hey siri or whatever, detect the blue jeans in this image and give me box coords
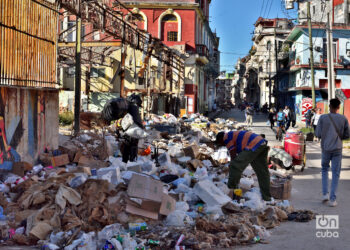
[322,150,342,201]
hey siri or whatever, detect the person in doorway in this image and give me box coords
[315,99,350,207]
[268,108,275,129]
[102,94,144,163]
[215,131,271,201]
[245,104,254,128]
[283,106,291,130]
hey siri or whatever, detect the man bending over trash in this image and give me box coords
[215,131,271,201]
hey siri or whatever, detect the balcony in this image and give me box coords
[196,44,209,65]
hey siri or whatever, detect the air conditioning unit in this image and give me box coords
[315,46,322,52]
[347,51,350,57]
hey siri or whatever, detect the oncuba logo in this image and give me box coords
[316,215,339,238]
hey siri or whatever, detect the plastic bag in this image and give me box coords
[239,177,254,190]
[124,124,148,139]
[175,202,190,212]
[165,210,193,227]
[121,113,134,131]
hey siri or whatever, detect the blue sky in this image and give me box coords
[210,0,297,72]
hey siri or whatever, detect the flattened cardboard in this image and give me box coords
[51,154,69,167]
[183,145,200,159]
[73,150,83,163]
[140,200,161,213]
[159,194,176,216]
[127,174,163,203]
[126,203,158,220]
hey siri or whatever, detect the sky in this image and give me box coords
[210,0,298,72]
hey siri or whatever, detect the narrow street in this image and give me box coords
[215,109,350,249]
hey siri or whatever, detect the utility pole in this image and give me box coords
[267,41,272,107]
[74,6,82,136]
[307,2,316,108]
[327,0,336,101]
[274,25,279,108]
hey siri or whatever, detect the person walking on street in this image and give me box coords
[311,108,322,141]
[305,108,314,128]
[245,105,254,128]
[290,107,296,128]
[215,131,271,201]
[283,106,291,130]
[276,108,286,140]
[268,108,275,130]
[315,99,350,207]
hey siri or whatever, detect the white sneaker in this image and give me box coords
[329,200,337,207]
[322,194,329,202]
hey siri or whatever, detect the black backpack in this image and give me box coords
[102,98,129,123]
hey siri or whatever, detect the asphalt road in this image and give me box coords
[216,108,350,250]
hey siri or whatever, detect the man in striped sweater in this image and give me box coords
[216,130,271,201]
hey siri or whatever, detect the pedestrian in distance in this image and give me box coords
[315,99,350,207]
[245,104,254,128]
[311,108,322,142]
[276,108,286,141]
[215,131,271,201]
[290,107,296,128]
[305,108,314,128]
[268,108,275,130]
[283,106,291,130]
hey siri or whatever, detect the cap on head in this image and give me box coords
[215,131,225,145]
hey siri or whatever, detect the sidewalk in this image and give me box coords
[215,109,350,249]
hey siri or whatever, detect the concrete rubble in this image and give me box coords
[0,113,315,249]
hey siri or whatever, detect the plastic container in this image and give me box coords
[128,222,147,231]
[284,131,306,167]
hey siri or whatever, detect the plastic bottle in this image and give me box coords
[128,222,147,231]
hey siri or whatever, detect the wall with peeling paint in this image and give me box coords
[0,87,59,164]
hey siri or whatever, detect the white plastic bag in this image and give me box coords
[124,124,148,139]
[121,113,134,131]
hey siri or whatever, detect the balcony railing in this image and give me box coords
[196,44,209,58]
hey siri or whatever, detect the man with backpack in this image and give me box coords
[276,108,286,141]
[315,99,350,207]
[102,94,144,163]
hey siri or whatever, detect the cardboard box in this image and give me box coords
[270,179,292,200]
[183,145,200,159]
[59,143,79,162]
[126,203,158,220]
[188,159,203,169]
[51,154,69,167]
[127,174,163,203]
[73,150,83,163]
[12,162,33,177]
[39,153,52,166]
[159,194,176,216]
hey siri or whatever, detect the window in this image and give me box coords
[91,68,105,78]
[323,38,338,62]
[162,14,177,22]
[67,67,75,78]
[167,31,178,41]
[313,5,316,15]
[67,21,75,42]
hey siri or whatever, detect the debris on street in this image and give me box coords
[0,114,315,249]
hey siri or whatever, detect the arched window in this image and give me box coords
[126,10,147,31]
[158,10,181,42]
[162,14,177,22]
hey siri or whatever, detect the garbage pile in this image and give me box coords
[0,113,315,249]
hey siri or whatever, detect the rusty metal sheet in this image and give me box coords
[0,0,58,89]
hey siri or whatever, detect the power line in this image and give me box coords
[259,0,266,17]
[266,0,274,18]
[263,0,271,17]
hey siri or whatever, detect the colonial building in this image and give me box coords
[120,0,220,114]
[250,17,294,107]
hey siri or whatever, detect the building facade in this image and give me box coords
[120,0,220,114]
[286,25,350,121]
[0,0,59,164]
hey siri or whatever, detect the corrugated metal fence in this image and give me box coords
[0,0,58,89]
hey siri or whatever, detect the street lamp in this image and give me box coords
[267,41,272,107]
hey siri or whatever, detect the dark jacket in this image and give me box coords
[102,98,144,129]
